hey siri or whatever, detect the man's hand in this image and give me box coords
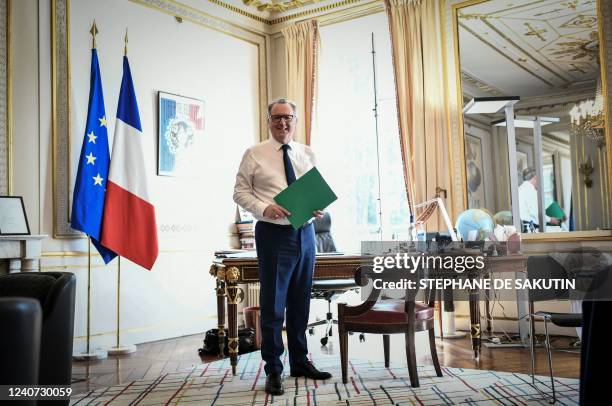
[264,204,290,220]
[313,210,325,219]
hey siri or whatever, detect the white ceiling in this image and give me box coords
[458,0,600,98]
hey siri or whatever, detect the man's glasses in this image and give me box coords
[269,114,295,123]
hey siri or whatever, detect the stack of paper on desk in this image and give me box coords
[274,167,338,230]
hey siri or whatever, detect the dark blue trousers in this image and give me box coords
[255,221,315,375]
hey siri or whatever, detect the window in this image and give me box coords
[312,12,410,253]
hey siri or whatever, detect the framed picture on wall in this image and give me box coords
[465,134,485,209]
[0,196,30,235]
[516,150,529,183]
[157,92,205,177]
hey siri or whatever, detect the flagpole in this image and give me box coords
[107,256,136,355]
[107,29,137,356]
[72,21,108,362]
[87,239,92,353]
[116,256,120,349]
[72,241,108,361]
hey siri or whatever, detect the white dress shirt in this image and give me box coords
[233,138,316,225]
[518,180,549,226]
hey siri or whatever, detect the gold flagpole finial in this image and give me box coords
[90,20,99,49]
[124,28,128,56]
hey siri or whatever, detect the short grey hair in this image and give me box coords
[522,167,536,181]
[267,98,298,118]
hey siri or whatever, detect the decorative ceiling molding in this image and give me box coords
[242,0,323,13]
[461,71,504,96]
[206,0,368,25]
[459,21,557,88]
[457,0,600,96]
[268,0,366,24]
[206,0,270,24]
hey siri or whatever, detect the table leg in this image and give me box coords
[216,277,226,358]
[515,271,529,343]
[485,268,492,335]
[485,292,492,335]
[469,287,481,359]
[225,267,242,376]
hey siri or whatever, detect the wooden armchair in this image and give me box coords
[338,266,442,387]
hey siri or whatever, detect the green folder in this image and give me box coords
[546,201,565,219]
[274,167,338,230]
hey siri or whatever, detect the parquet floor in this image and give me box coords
[71,327,580,395]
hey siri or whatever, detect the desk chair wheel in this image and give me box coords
[309,327,315,336]
[321,336,328,346]
[359,333,365,342]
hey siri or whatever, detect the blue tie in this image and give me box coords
[282,144,297,185]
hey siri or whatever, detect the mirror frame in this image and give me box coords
[443,0,612,242]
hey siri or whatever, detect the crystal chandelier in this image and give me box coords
[570,77,606,148]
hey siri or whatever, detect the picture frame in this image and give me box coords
[157,92,205,177]
[516,150,529,182]
[465,134,486,209]
[0,196,31,236]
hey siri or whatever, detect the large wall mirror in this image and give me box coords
[453,0,610,235]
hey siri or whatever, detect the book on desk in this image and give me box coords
[215,250,347,259]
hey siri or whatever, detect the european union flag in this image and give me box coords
[71,48,117,263]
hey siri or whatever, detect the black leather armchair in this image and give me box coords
[0,272,76,404]
[313,212,336,253]
[0,298,42,385]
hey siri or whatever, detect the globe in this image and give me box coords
[493,210,513,226]
[455,209,495,241]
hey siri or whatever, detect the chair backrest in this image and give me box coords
[0,272,76,390]
[314,212,337,253]
[0,298,42,387]
[526,255,570,302]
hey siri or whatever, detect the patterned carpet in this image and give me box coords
[71,351,579,405]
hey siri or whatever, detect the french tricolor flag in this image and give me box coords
[101,55,158,270]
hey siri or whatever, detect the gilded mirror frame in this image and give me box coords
[0,0,11,196]
[443,0,612,242]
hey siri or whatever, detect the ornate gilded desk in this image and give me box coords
[209,254,368,375]
[208,252,527,374]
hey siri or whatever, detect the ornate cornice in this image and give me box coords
[207,0,269,24]
[242,0,323,13]
[461,71,503,96]
[206,0,368,25]
[269,0,366,25]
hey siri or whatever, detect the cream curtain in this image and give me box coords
[281,19,320,146]
[384,0,452,229]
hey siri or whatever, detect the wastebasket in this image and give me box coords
[243,306,261,348]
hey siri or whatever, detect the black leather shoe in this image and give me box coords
[265,373,284,395]
[290,361,332,380]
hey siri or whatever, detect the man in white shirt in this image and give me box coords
[233,98,331,396]
[518,167,561,231]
